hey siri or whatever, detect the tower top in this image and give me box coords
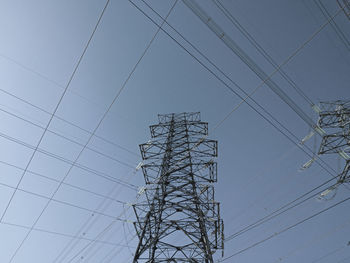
[157,112,201,123]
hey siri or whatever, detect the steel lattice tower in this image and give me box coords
[133,112,224,262]
[318,100,350,184]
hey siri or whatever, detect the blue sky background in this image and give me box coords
[0,0,349,262]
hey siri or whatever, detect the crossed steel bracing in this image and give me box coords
[133,112,224,262]
[318,100,350,183]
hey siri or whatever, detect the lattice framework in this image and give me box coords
[133,112,224,262]
[318,100,350,183]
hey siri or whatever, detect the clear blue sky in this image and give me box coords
[0,0,349,262]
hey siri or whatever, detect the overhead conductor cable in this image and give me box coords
[182,0,349,162]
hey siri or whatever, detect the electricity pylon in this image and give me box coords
[133,112,224,262]
[318,100,350,185]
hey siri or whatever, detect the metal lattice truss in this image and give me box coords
[318,100,350,183]
[318,132,350,155]
[318,101,350,155]
[133,112,224,263]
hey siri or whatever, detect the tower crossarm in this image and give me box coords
[317,100,350,185]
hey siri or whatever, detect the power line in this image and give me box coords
[311,245,347,263]
[0,0,111,226]
[52,168,138,263]
[128,3,348,244]
[51,152,142,263]
[65,201,137,263]
[142,6,340,240]
[103,233,138,263]
[132,0,341,183]
[0,1,344,262]
[314,0,350,50]
[336,255,350,263]
[183,0,315,129]
[272,218,350,262]
[0,181,125,221]
[219,195,350,262]
[0,53,110,113]
[224,154,314,226]
[6,1,113,261]
[71,2,348,260]
[138,0,350,202]
[60,3,182,262]
[52,185,133,263]
[131,6,350,243]
[120,3,350,262]
[183,0,350,169]
[81,210,136,262]
[49,2,181,262]
[66,1,347,261]
[107,178,344,263]
[98,1,348,262]
[0,158,127,205]
[301,0,350,70]
[0,143,140,261]
[213,0,315,107]
[113,5,350,256]
[0,88,139,157]
[0,221,133,248]
[225,178,336,242]
[0,129,137,189]
[82,206,135,262]
[0,105,136,169]
[91,2,322,262]
[51,154,142,262]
